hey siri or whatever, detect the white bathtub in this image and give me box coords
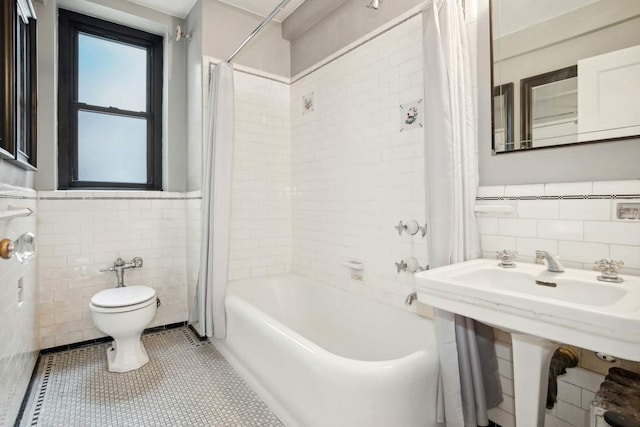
[213,274,440,427]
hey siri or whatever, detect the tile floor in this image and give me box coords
[18,327,282,426]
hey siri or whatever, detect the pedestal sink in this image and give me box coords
[414,259,640,427]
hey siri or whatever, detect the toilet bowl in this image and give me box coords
[89,286,157,373]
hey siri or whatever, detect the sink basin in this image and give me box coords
[415,258,640,427]
[415,258,640,359]
[447,265,628,307]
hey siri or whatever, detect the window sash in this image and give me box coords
[57,9,162,190]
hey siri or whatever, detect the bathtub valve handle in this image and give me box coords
[395,260,408,273]
[396,257,427,274]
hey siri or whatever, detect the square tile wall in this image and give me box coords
[290,14,427,307]
[36,191,189,349]
[0,185,38,427]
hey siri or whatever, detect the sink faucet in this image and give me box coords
[535,251,564,273]
[100,257,143,287]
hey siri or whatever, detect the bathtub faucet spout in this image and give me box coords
[405,291,417,305]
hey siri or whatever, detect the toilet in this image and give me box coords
[89,286,158,373]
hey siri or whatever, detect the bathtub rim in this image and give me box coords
[225,293,434,366]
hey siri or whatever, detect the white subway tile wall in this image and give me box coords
[0,185,38,426]
[477,181,640,274]
[479,180,640,426]
[201,62,293,283]
[228,71,292,280]
[290,14,427,308]
[37,191,189,348]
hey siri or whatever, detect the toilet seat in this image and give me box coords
[90,286,156,313]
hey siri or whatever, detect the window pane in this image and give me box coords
[78,33,147,112]
[78,111,147,183]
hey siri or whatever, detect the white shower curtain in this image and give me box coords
[194,62,235,339]
[422,1,502,426]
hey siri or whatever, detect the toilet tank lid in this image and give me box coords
[91,286,156,308]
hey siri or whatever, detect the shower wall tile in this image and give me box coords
[290,14,426,309]
[0,185,38,427]
[227,70,292,280]
[37,191,189,348]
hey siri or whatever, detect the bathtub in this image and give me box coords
[213,274,440,427]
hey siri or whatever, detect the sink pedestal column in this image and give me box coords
[511,333,559,427]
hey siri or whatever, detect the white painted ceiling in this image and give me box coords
[218,0,307,22]
[127,0,306,21]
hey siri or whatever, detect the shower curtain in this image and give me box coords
[422,1,502,426]
[194,62,235,339]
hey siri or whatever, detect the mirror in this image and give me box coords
[491,0,640,154]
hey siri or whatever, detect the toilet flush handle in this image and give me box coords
[100,256,144,287]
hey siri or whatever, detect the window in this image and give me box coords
[58,9,163,190]
[1,0,37,169]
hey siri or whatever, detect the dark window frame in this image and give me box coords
[1,0,37,169]
[58,9,163,190]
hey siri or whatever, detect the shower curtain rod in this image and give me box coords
[226,0,293,63]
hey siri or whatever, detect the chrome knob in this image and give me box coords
[595,259,624,283]
[395,220,427,237]
[395,260,408,273]
[496,249,517,268]
[396,257,429,273]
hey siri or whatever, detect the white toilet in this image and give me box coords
[89,285,157,373]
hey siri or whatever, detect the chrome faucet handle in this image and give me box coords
[131,257,143,268]
[496,249,517,268]
[595,259,624,283]
[396,257,428,273]
[395,220,425,236]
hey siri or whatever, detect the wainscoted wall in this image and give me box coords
[290,14,428,308]
[477,180,640,427]
[0,185,38,426]
[36,191,190,348]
